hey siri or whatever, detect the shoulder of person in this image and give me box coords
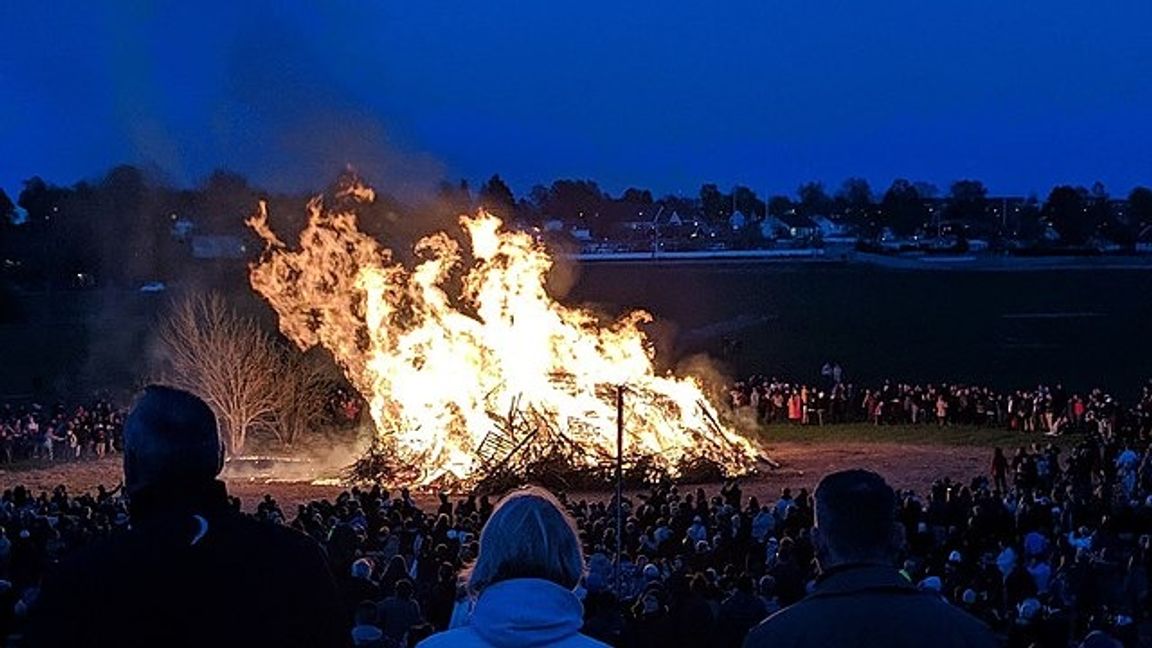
[417,627,607,648]
[742,602,809,646]
[927,597,999,638]
[46,527,141,578]
[416,626,486,647]
[223,512,327,552]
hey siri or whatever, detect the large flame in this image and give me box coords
[248,181,759,487]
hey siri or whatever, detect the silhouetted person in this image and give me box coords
[717,575,768,647]
[378,578,422,644]
[744,469,997,648]
[26,386,345,647]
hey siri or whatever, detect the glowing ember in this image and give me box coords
[248,179,760,487]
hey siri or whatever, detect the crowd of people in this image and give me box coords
[728,374,1152,437]
[0,389,365,467]
[0,401,123,464]
[0,389,1150,645]
[6,380,1152,641]
[5,375,1151,469]
[251,429,1152,647]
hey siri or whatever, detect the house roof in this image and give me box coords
[778,213,817,229]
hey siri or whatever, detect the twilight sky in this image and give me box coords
[1,1,1150,200]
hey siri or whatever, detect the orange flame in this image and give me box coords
[248,182,759,486]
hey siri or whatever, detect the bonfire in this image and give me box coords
[247,177,764,489]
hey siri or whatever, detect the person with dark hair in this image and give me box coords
[379,554,410,599]
[351,600,386,648]
[717,574,768,648]
[379,578,422,644]
[426,562,459,631]
[670,571,715,647]
[344,557,381,621]
[991,447,1010,492]
[25,385,345,647]
[744,469,997,648]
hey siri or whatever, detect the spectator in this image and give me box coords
[744,469,997,648]
[25,385,346,646]
[9,376,1152,646]
[344,557,381,620]
[417,487,605,647]
[379,578,422,645]
[717,574,768,647]
[991,447,1009,492]
[351,600,387,648]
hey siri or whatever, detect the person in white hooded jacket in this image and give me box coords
[417,486,607,648]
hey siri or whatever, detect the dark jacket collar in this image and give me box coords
[810,563,917,598]
[128,479,231,523]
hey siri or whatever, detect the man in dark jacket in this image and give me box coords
[718,575,769,647]
[26,386,346,647]
[744,469,997,648]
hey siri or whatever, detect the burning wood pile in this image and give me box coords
[248,177,766,490]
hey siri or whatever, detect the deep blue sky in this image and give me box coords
[2,1,1150,201]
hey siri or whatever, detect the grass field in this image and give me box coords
[753,422,1071,449]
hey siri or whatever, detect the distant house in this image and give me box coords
[570,227,594,242]
[651,209,704,246]
[728,210,751,231]
[1137,224,1152,253]
[601,201,661,234]
[191,235,247,260]
[759,215,789,240]
[657,210,687,228]
[542,219,567,232]
[811,215,854,240]
[779,214,819,239]
[618,219,653,232]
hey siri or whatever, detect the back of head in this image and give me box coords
[354,600,378,626]
[814,469,898,565]
[734,574,754,594]
[123,386,223,496]
[467,486,584,593]
[757,575,776,597]
[351,558,373,580]
[395,579,414,600]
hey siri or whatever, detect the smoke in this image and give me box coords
[543,237,582,300]
[674,352,753,428]
[216,12,445,202]
[95,5,448,203]
[220,427,374,485]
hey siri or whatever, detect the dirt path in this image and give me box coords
[0,441,992,511]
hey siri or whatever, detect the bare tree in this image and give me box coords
[155,293,281,452]
[272,349,338,446]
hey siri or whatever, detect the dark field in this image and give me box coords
[3,262,1152,399]
[569,262,1152,397]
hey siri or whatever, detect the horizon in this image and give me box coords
[3,162,1148,210]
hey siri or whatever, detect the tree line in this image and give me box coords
[466,175,1152,245]
[3,166,1152,291]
